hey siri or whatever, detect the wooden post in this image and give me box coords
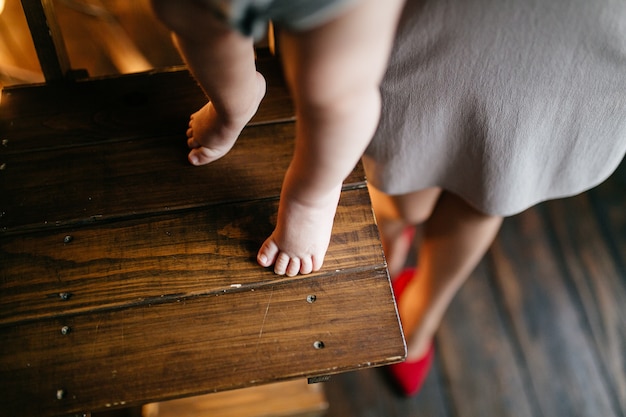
[20,0,71,82]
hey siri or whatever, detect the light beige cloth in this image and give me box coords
[364,0,626,216]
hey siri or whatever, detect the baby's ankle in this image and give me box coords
[219,72,267,131]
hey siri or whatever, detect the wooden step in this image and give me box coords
[144,380,328,417]
[0,55,405,417]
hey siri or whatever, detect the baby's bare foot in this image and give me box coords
[257,187,341,276]
[187,72,266,165]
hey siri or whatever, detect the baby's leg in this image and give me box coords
[150,0,266,165]
[257,0,405,276]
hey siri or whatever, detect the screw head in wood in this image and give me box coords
[56,389,65,400]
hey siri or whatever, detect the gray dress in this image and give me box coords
[363,0,626,216]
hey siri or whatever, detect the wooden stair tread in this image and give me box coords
[0,58,405,417]
[0,55,293,149]
[0,57,303,235]
[2,267,400,416]
[1,189,386,326]
[145,380,328,417]
[0,121,364,234]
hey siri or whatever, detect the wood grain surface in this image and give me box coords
[146,379,328,417]
[0,58,405,417]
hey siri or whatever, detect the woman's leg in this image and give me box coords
[370,187,503,359]
[402,192,502,358]
[367,185,441,278]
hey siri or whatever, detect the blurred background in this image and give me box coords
[0,0,184,87]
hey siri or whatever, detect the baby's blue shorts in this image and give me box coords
[206,0,359,40]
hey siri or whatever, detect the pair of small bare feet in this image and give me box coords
[187,72,337,276]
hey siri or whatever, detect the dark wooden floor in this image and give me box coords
[323,160,626,417]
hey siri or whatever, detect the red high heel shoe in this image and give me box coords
[388,268,434,396]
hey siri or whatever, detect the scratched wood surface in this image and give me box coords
[0,56,405,417]
[1,267,401,417]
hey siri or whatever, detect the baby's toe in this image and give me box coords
[187,136,200,150]
[311,256,323,273]
[188,148,208,166]
[273,252,291,275]
[285,258,301,277]
[300,257,313,275]
[188,146,223,165]
[257,238,279,268]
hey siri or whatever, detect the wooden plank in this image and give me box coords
[0,122,287,233]
[146,380,327,417]
[544,193,626,413]
[489,207,619,417]
[437,261,535,417]
[0,267,404,417]
[0,57,294,150]
[588,160,626,273]
[0,187,384,326]
[0,121,365,234]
